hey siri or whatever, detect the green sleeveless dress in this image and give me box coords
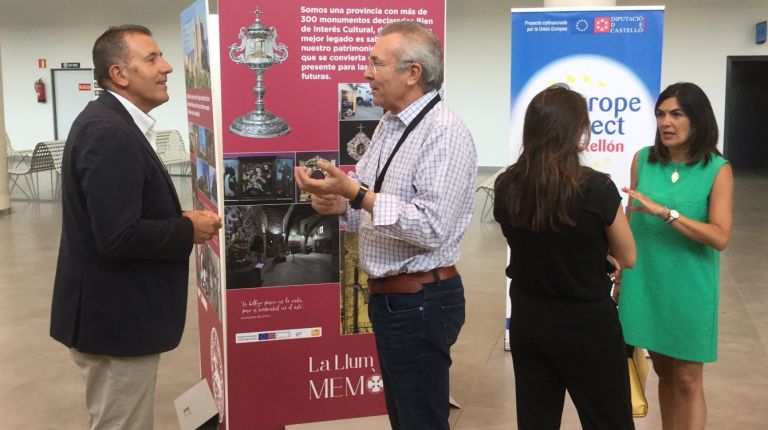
[618,146,728,362]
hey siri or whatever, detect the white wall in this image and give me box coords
[2,1,768,164]
[641,0,768,157]
[445,0,540,167]
[0,0,191,151]
[0,45,10,211]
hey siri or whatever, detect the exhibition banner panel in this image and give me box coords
[506,7,665,349]
[181,0,227,426]
[220,1,444,157]
[218,1,445,429]
[510,7,665,191]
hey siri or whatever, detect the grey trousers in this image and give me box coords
[71,348,161,430]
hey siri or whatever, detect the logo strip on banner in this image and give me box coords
[235,327,323,344]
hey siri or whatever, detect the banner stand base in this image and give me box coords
[285,415,389,429]
[174,379,219,430]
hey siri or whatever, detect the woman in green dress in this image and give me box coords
[618,82,733,430]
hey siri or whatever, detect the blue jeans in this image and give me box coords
[368,275,465,430]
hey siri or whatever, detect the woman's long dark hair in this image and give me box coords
[649,82,720,165]
[496,85,595,232]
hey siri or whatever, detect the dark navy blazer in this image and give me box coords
[51,91,194,356]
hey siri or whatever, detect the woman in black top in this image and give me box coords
[494,85,637,430]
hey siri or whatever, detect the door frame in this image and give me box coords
[723,55,768,165]
[51,68,94,140]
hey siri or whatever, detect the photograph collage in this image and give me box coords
[181,0,225,325]
[189,120,222,321]
[218,78,386,333]
[223,150,342,291]
[190,123,218,206]
[338,83,382,166]
[336,82,383,335]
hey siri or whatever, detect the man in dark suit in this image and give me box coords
[50,25,221,430]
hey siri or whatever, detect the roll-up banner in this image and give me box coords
[505,7,665,349]
[185,1,446,428]
[181,0,227,423]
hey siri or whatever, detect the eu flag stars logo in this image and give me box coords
[594,17,611,33]
[575,19,589,32]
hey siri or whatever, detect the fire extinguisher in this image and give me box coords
[34,78,46,103]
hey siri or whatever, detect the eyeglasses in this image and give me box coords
[366,58,390,73]
[366,59,413,73]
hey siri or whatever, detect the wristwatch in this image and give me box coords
[665,209,680,224]
[350,183,369,210]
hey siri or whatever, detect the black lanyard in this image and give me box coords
[374,94,441,193]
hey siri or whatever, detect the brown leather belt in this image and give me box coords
[368,266,459,295]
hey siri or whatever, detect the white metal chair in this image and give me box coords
[475,167,506,222]
[155,129,191,176]
[5,132,33,169]
[9,142,56,201]
[46,140,66,199]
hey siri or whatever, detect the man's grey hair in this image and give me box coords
[380,21,444,92]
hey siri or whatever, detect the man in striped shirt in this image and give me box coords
[295,21,476,430]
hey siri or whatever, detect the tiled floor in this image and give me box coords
[1,167,766,429]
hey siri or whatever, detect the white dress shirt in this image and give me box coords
[108,90,157,152]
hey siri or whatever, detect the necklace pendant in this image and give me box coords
[671,169,680,183]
